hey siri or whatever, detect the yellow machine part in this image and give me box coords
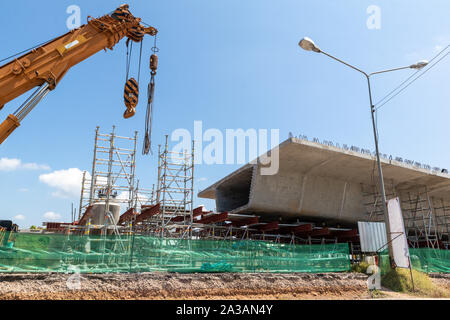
[0,114,20,144]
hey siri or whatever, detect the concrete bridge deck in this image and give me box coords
[198,138,450,227]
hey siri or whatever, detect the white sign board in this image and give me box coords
[387,197,410,268]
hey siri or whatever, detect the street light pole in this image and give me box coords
[298,37,428,267]
[365,75,392,264]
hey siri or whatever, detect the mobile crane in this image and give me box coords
[0,4,158,154]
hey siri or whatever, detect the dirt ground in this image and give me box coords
[429,273,450,291]
[0,272,448,300]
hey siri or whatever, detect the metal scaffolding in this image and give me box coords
[135,135,195,238]
[361,182,448,249]
[361,180,397,223]
[78,126,138,222]
[433,198,450,249]
[401,188,440,249]
[156,135,195,237]
[133,181,156,211]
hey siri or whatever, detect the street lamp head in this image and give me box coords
[298,37,321,53]
[410,60,428,69]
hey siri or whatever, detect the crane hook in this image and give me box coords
[123,77,139,119]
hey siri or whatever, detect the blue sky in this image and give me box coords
[1,0,449,228]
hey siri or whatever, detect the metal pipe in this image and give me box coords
[14,83,50,121]
[79,171,87,219]
[319,48,398,265]
[17,89,50,121]
[367,76,394,263]
[13,86,42,116]
[369,66,411,76]
[88,127,100,206]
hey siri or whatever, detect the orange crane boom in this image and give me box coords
[0,4,157,145]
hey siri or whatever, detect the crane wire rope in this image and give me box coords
[142,34,158,155]
[0,36,61,64]
[0,10,114,65]
[138,39,143,85]
[125,40,134,81]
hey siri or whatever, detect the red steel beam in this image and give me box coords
[231,216,259,227]
[293,224,313,234]
[171,215,186,223]
[279,223,313,234]
[256,221,279,232]
[170,206,206,223]
[118,208,138,225]
[46,222,62,231]
[193,206,204,217]
[310,227,330,237]
[136,203,160,222]
[330,229,358,239]
[211,212,228,223]
[296,227,330,237]
[197,212,228,225]
[78,205,93,226]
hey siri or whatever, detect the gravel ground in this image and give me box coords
[0,272,370,300]
[1,272,448,300]
[429,273,450,291]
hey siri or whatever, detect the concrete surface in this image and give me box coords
[199,138,450,225]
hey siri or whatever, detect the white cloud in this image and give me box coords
[18,188,28,192]
[0,158,20,171]
[14,214,25,221]
[117,191,150,203]
[136,193,149,203]
[117,191,131,201]
[116,191,151,212]
[0,157,50,171]
[22,163,51,170]
[39,168,85,198]
[43,211,62,221]
[198,177,208,182]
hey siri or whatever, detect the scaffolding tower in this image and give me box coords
[401,188,440,249]
[133,181,156,211]
[361,180,397,223]
[361,182,448,249]
[433,197,450,249]
[147,135,195,238]
[78,126,138,222]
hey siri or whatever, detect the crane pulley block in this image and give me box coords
[127,25,145,43]
[150,54,158,75]
[111,5,132,21]
[123,78,139,119]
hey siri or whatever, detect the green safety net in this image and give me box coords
[0,232,351,273]
[378,248,450,274]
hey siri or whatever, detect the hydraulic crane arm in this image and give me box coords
[0,4,157,145]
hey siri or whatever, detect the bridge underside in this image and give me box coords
[199,138,450,246]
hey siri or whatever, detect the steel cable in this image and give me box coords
[374,44,450,111]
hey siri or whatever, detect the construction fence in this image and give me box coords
[379,248,450,274]
[0,232,351,273]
